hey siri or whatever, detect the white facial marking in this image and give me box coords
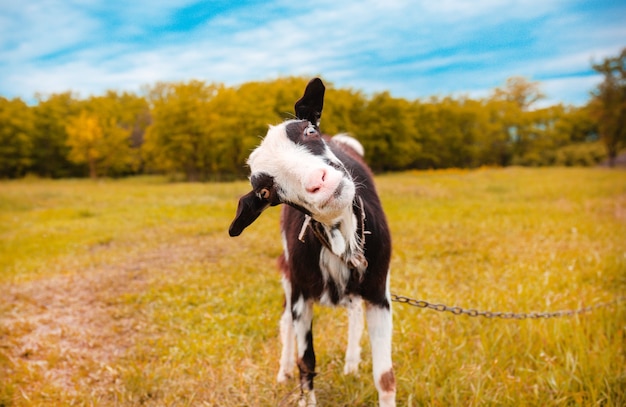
[247,120,356,224]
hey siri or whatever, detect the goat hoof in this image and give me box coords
[276,370,293,383]
[298,390,317,406]
[343,360,360,375]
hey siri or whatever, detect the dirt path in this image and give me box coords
[0,239,207,404]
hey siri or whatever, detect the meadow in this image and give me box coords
[0,167,625,406]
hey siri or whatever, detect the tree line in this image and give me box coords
[1,49,624,181]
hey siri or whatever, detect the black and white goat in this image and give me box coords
[229,78,395,406]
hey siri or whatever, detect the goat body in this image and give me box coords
[229,78,395,406]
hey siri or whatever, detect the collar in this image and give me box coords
[297,196,369,274]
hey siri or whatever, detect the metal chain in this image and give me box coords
[390,293,626,319]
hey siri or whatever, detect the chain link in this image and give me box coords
[390,293,626,319]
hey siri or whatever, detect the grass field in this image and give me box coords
[1,168,625,406]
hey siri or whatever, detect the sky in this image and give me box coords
[1,0,625,106]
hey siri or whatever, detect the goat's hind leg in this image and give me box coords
[367,301,396,407]
[344,296,364,375]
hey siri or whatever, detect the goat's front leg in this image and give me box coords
[277,278,295,382]
[344,296,364,374]
[292,295,316,406]
[366,299,396,407]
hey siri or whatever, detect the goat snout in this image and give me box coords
[305,168,344,200]
[305,168,328,194]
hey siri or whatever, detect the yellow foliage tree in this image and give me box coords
[65,111,103,179]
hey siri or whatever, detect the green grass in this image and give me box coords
[1,168,625,406]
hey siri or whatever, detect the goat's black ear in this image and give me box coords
[228,190,269,237]
[295,78,325,126]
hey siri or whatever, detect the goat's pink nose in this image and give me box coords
[305,168,327,194]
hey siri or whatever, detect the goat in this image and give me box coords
[229,78,395,406]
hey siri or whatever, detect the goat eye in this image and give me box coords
[305,126,317,137]
[259,188,270,199]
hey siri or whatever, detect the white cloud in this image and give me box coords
[0,0,623,105]
[0,3,93,62]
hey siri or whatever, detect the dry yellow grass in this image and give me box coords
[1,168,625,406]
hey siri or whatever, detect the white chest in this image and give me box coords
[318,246,352,306]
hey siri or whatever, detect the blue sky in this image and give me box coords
[1,0,624,106]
